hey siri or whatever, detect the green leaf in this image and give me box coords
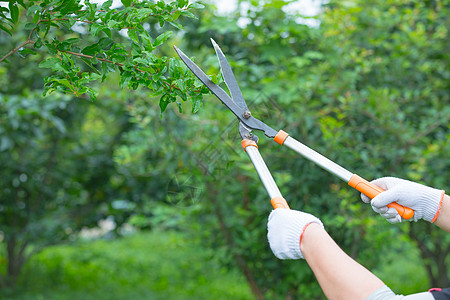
[107,20,119,28]
[89,73,101,81]
[0,23,12,36]
[32,10,40,23]
[168,22,183,30]
[86,2,97,20]
[9,1,19,24]
[154,31,173,47]
[180,10,197,19]
[121,0,132,7]
[98,37,113,49]
[65,38,80,44]
[26,5,41,16]
[176,79,186,92]
[176,101,183,113]
[24,22,37,30]
[18,48,36,56]
[159,95,170,113]
[45,41,59,54]
[102,27,112,38]
[177,0,188,7]
[90,23,103,36]
[16,0,25,9]
[191,94,202,113]
[119,72,131,88]
[127,29,139,43]
[131,42,142,54]
[34,37,43,48]
[101,61,115,81]
[82,44,99,55]
[189,2,205,9]
[39,58,61,69]
[55,0,79,16]
[86,87,98,101]
[50,78,75,91]
[169,10,182,21]
[101,0,113,10]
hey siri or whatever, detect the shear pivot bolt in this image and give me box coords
[243,111,252,119]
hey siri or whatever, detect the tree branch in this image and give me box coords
[60,50,146,72]
[0,19,40,63]
[407,114,450,146]
[0,39,34,63]
[60,49,197,93]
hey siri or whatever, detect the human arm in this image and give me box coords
[267,209,384,300]
[267,209,436,300]
[301,224,435,299]
[300,223,385,300]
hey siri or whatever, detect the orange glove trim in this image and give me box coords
[431,190,445,223]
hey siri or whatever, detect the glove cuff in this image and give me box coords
[421,188,445,222]
[430,190,445,223]
[281,212,324,259]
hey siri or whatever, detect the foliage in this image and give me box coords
[0,0,209,289]
[160,0,449,298]
[0,0,449,298]
[0,91,133,287]
[1,230,253,299]
[0,0,208,111]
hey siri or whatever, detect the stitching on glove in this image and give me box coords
[431,190,445,223]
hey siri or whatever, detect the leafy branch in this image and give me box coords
[0,0,207,113]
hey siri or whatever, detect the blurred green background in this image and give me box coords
[0,0,449,299]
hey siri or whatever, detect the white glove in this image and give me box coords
[361,177,445,223]
[267,208,324,260]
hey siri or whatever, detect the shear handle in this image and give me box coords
[273,130,414,219]
[241,139,289,209]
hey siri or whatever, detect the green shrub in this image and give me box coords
[3,230,253,300]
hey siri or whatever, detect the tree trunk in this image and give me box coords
[5,236,28,288]
[206,181,266,300]
[181,136,266,300]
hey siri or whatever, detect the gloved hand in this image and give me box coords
[361,177,445,223]
[267,208,324,260]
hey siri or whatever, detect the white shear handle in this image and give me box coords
[241,139,289,209]
[272,130,415,219]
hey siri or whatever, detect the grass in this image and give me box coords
[2,230,253,300]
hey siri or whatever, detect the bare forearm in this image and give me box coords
[300,223,384,300]
[434,194,450,232]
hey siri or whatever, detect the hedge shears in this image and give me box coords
[174,39,414,220]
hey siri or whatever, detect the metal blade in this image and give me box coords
[174,46,244,117]
[174,46,278,138]
[210,38,248,111]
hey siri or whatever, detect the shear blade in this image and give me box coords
[173,45,243,116]
[210,39,248,112]
[173,45,278,138]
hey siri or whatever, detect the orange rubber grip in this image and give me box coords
[274,130,289,145]
[241,139,258,152]
[348,174,414,220]
[271,197,290,209]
